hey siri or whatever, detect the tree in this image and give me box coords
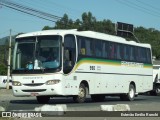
[81,12,96,31]
[54,13,70,29]
[0,64,7,75]
[42,26,53,30]
[0,45,7,75]
[93,20,115,35]
[134,26,160,59]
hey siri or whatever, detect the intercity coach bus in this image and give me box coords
[12,29,153,103]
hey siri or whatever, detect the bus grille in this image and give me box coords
[23,83,44,86]
[22,89,46,92]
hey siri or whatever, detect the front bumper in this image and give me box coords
[12,83,63,97]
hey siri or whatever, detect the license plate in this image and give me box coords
[31,93,39,96]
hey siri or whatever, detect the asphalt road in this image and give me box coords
[0,89,160,120]
[0,89,160,111]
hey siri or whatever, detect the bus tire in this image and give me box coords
[36,96,50,104]
[149,90,156,96]
[149,83,160,96]
[73,83,86,103]
[91,95,105,102]
[120,94,127,101]
[155,85,160,96]
[126,84,135,101]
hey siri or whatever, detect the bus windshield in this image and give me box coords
[13,35,62,73]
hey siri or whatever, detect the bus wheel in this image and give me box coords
[155,85,160,96]
[36,96,50,104]
[127,84,135,101]
[120,94,127,101]
[91,95,105,102]
[73,83,86,103]
[120,84,135,101]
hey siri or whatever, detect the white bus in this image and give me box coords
[12,29,153,103]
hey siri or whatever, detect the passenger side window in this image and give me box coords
[95,40,102,57]
[109,42,115,59]
[124,45,130,61]
[146,48,151,63]
[129,46,135,61]
[78,36,86,55]
[102,41,109,58]
[117,44,122,60]
[85,38,95,56]
[63,34,76,74]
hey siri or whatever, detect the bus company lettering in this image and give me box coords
[121,61,144,68]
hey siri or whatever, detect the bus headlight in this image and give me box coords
[45,80,60,85]
[12,81,22,86]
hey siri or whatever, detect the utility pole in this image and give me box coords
[6,29,11,90]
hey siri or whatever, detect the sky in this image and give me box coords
[1,0,160,38]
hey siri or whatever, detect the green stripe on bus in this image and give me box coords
[75,58,120,70]
[144,64,153,68]
[74,58,152,70]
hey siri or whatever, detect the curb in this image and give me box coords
[34,104,67,116]
[100,104,130,111]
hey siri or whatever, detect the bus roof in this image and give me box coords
[16,29,151,48]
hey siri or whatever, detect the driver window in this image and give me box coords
[63,34,76,74]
